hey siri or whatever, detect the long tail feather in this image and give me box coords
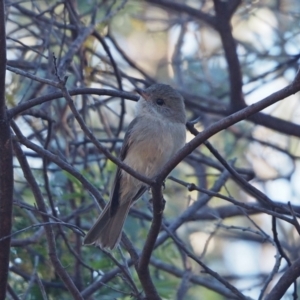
[83,202,131,250]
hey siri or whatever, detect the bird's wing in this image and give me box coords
[109,117,147,217]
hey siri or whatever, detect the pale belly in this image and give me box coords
[119,119,185,201]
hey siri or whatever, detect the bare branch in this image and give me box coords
[13,139,84,299]
[145,0,217,28]
[0,1,13,299]
[265,257,300,300]
[137,182,164,300]
[158,78,300,182]
[213,0,244,109]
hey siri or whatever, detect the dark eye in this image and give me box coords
[156,98,164,106]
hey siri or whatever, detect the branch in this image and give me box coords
[202,139,274,207]
[12,139,84,299]
[0,1,13,299]
[137,182,164,300]
[182,90,300,138]
[10,265,66,290]
[157,75,300,183]
[156,170,230,247]
[265,257,300,300]
[162,226,249,299]
[213,0,244,109]
[11,121,106,208]
[247,111,300,137]
[58,82,153,185]
[227,0,241,17]
[145,0,216,28]
[7,284,21,300]
[9,87,139,117]
[56,25,95,77]
[170,176,298,224]
[107,32,155,84]
[150,257,241,299]
[13,3,76,30]
[147,0,244,109]
[6,66,60,88]
[92,31,125,136]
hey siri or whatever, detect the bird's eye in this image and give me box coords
[156,98,164,106]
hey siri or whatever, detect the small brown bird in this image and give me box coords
[83,84,186,249]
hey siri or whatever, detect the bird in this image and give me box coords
[83,83,186,250]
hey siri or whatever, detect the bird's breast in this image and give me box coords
[123,118,185,178]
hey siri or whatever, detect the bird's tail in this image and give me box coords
[83,202,131,250]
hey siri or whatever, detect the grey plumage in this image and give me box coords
[83,84,186,249]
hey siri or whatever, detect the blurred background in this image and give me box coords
[4,0,300,299]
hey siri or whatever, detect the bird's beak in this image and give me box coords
[135,88,149,100]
